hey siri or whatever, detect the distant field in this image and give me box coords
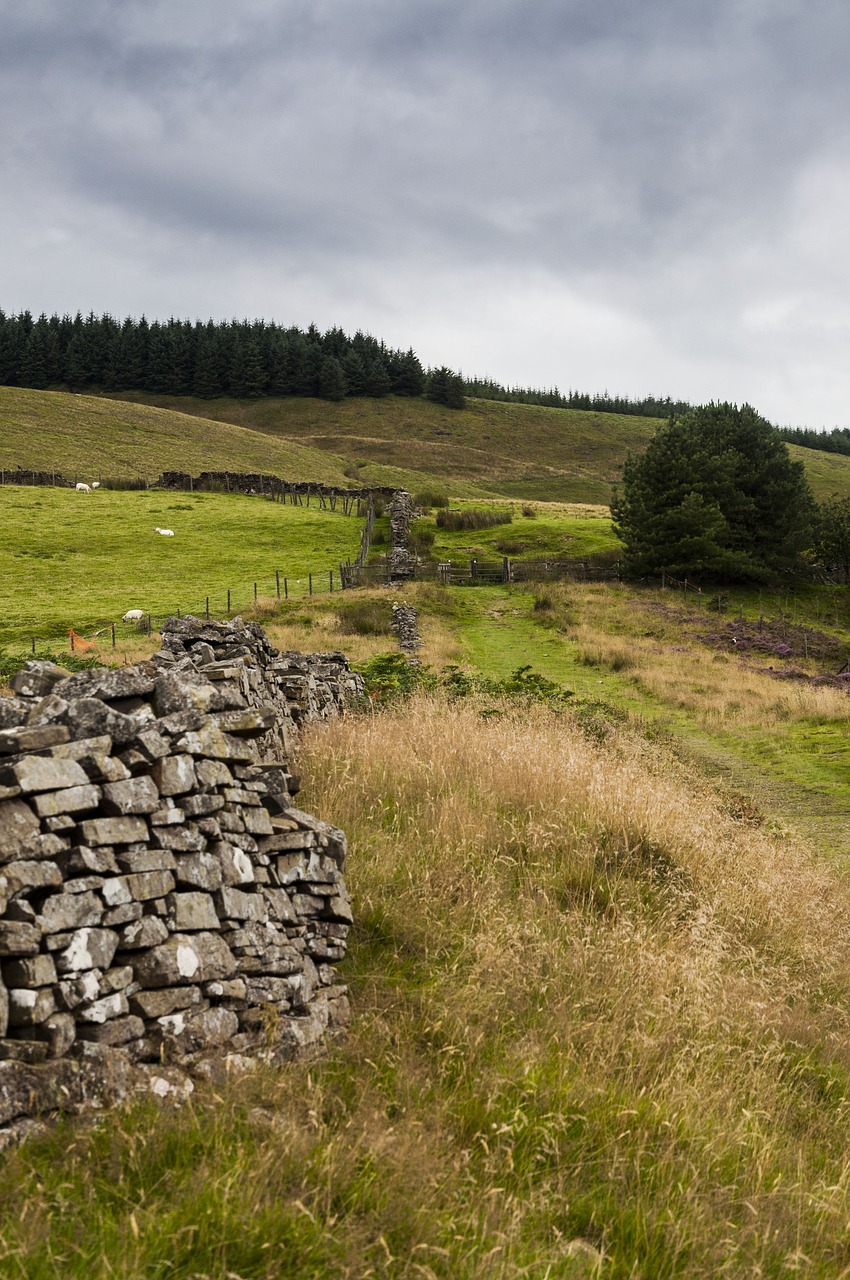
[0,388,491,499]
[105,389,659,501]
[411,499,619,562]
[0,486,362,646]
[107,389,850,504]
[2,385,848,510]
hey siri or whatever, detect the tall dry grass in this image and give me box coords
[5,696,850,1276]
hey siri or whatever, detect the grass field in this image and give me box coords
[8,691,850,1275]
[9,389,850,1273]
[107,388,850,504]
[415,500,619,562]
[0,486,363,646]
[0,389,491,499]
[2,386,849,505]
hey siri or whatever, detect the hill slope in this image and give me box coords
[3,386,848,503]
[0,389,490,497]
[105,389,850,503]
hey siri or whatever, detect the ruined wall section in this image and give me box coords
[0,621,363,1131]
[388,489,417,579]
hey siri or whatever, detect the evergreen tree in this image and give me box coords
[341,350,367,396]
[426,365,465,407]
[143,323,169,393]
[192,330,224,398]
[365,358,392,397]
[318,355,348,402]
[445,372,466,410]
[390,348,425,397]
[227,341,248,398]
[19,331,48,389]
[813,496,850,583]
[242,341,267,398]
[611,403,815,580]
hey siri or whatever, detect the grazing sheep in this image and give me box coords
[154,527,175,536]
[75,482,91,492]
[91,481,100,489]
[122,609,145,623]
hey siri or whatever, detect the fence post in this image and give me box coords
[253,582,257,603]
[309,573,313,596]
[284,577,288,599]
[31,637,35,655]
[70,631,75,652]
[177,607,181,619]
[661,569,666,589]
[329,570,334,592]
[111,622,116,648]
[275,570,281,599]
[227,589,231,614]
[205,597,210,619]
[147,614,152,634]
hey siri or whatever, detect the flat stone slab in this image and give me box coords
[0,757,89,794]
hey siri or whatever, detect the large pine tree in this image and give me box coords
[611,403,815,580]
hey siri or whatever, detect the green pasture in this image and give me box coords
[420,500,618,562]
[110,389,850,505]
[0,486,362,645]
[0,388,490,500]
[109,389,661,502]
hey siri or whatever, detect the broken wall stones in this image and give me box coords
[391,603,422,654]
[0,618,362,1131]
[388,489,417,579]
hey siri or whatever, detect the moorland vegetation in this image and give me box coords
[7,349,850,1273]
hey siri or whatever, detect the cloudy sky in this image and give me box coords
[2,0,850,426]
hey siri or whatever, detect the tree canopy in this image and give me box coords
[0,311,446,405]
[611,403,815,580]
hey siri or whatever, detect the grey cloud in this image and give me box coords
[2,0,850,421]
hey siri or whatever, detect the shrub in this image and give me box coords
[413,491,450,510]
[436,509,512,532]
[337,599,394,636]
[521,504,537,518]
[410,527,436,556]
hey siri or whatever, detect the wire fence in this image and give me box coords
[4,561,358,660]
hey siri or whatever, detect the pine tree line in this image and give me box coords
[777,425,850,457]
[0,311,470,405]
[462,375,693,420]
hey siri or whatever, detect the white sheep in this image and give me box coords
[122,609,145,623]
[91,481,100,490]
[154,527,175,536]
[75,482,91,492]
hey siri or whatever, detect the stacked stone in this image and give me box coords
[391,603,422,653]
[154,614,364,766]
[388,489,417,579]
[0,637,355,1101]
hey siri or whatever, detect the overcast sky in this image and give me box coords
[2,0,850,426]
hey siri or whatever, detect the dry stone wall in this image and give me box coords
[388,489,417,579]
[0,618,363,1133]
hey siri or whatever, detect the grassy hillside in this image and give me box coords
[106,390,655,502]
[8,686,850,1275]
[6,574,850,1270]
[0,486,363,646]
[108,389,850,504]
[2,386,847,504]
[0,388,490,498]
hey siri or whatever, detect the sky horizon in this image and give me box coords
[3,1,850,430]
